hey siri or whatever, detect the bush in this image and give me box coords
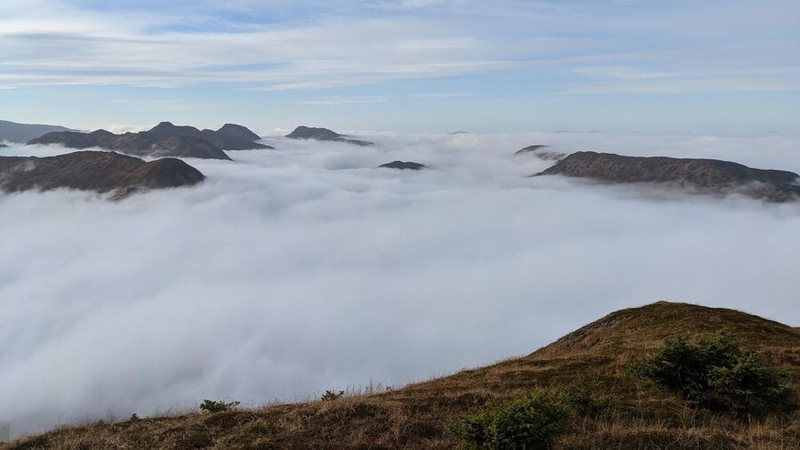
[199,399,240,413]
[449,390,571,450]
[630,332,795,416]
[321,390,345,402]
[562,377,616,418]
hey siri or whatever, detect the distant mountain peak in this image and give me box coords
[28,121,272,159]
[286,126,374,146]
[377,160,426,170]
[0,119,75,143]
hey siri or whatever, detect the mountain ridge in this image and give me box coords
[286,126,374,146]
[27,122,270,160]
[0,151,205,199]
[0,120,74,143]
[535,151,800,202]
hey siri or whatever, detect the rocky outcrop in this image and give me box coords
[534,151,800,202]
[377,161,426,170]
[27,122,270,160]
[0,151,204,198]
[286,126,374,146]
[514,145,565,161]
[0,120,74,143]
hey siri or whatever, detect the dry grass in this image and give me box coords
[6,301,800,449]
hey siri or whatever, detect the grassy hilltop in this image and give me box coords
[7,301,800,449]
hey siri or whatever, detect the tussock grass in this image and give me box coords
[6,301,800,449]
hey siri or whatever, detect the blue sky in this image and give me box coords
[1,0,798,133]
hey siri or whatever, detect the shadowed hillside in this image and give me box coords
[7,301,799,449]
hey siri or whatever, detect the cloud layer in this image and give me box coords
[2,131,800,439]
[1,0,798,94]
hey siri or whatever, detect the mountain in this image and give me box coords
[146,122,271,151]
[0,120,73,143]
[377,160,426,170]
[514,144,565,161]
[9,301,799,448]
[0,151,204,199]
[26,122,270,160]
[216,123,262,142]
[286,126,374,146]
[535,151,800,202]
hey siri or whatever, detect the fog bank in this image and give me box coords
[2,131,799,439]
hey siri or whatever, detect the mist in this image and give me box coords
[2,131,799,439]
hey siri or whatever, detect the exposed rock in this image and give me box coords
[534,151,800,202]
[0,120,74,143]
[286,126,374,146]
[514,144,565,161]
[0,151,204,199]
[377,161,426,170]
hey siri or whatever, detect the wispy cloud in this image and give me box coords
[299,96,391,105]
[0,0,797,95]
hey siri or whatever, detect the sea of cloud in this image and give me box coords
[1,131,800,439]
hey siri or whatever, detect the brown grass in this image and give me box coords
[5,301,800,449]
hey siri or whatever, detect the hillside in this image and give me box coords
[0,120,73,144]
[286,126,374,146]
[27,122,270,160]
[0,151,204,199]
[7,301,800,449]
[535,151,800,202]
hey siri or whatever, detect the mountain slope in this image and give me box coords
[0,120,73,143]
[7,302,799,449]
[26,122,270,160]
[286,126,374,146]
[535,151,800,202]
[0,151,204,199]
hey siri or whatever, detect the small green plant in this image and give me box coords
[199,399,240,413]
[562,377,616,418]
[321,390,345,401]
[449,390,571,450]
[630,332,795,416]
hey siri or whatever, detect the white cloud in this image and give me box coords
[1,131,799,439]
[0,0,797,93]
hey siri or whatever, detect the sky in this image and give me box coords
[2,131,800,439]
[1,0,799,133]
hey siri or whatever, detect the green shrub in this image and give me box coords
[630,332,795,416]
[562,377,616,418]
[449,390,571,450]
[199,399,240,413]
[321,390,345,402]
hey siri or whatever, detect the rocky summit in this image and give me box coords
[27,122,270,160]
[0,151,204,199]
[377,160,426,170]
[286,126,374,146]
[535,151,800,202]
